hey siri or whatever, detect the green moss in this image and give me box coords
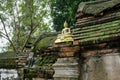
[80,35,110,41]
[23,55,57,79]
[73,20,120,32]
[75,28,120,40]
[73,19,120,44]
[73,20,120,34]
[0,52,18,59]
[34,36,57,50]
[35,55,57,67]
[25,70,37,79]
[0,58,18,69]
[26,73,37,79]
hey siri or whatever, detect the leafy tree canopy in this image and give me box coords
[50,0,94,31]
[0,0,51,53]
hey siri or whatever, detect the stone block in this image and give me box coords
[53,57,79,80]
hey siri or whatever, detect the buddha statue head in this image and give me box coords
[64,21,68,28]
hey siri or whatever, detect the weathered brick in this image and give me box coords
[60,46,79,52]
[58,52,74,57]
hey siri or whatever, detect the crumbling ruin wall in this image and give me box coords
[80,53,120,80]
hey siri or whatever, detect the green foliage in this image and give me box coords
[50,0,94,31]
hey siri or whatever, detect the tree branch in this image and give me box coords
[13,1,21,51]
[0,15,17,52]
[21,0,50,51]
[0,31,8,40]
[21,0,34,51]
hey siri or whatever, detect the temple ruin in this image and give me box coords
[0,0,120,80]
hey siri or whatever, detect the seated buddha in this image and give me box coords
[55,21,74,43]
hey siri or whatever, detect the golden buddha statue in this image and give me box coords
[55,21,74,43]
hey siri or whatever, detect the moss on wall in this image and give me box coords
[0,58,18,69]
[34,36,57,50]
[25,70,37,80]
[35,55,57,69]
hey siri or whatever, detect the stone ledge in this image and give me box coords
[58,52,74,57]
[54,77,79,80]
[54,75,79,78]
[53,63,79,67]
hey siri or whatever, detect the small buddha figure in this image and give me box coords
[55,21,74,43]
[62,21,71,35]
